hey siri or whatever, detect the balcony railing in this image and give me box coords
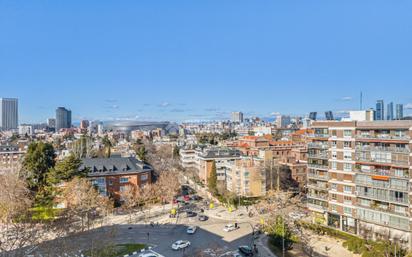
[357,191,409,205]
[307,203,328,212]
[356,134,410,141]
[308,142,329,149]
[356,146,410,154]
[308,163,329,170]
[308,153,329,159]
[356,168,409,179]
[307,172,329,180]
[308,193,328,200]
[308,134,330,138]
[355,156,409,166]
[307,182,328,189]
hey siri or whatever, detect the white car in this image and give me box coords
[171,240,191,250]
[186,226,197,234]
[223,224,238,232]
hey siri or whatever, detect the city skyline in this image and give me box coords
[1,1,412,122]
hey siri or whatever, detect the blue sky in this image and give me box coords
[1,1,412,123]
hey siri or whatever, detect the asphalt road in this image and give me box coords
[117,215,255,257]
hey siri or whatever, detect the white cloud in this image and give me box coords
[341,96,352,101]
[270,112,281,116]
[405,103,412,109]
[159,102,170,107]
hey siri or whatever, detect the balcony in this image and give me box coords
[307,172,329,181]
[355,156,409,166]
[309,134,330,139]
[356,168,409,179]
[307,203,328,212]
[308,193,328,200]
[308,153,329,160]
[308,142,329,149]
[308,163,329,170]
[357,191,409,205]
[356,134,410,141]
[356,146,410,154]
[307,183,328,190]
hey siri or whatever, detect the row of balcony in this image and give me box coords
[308,163,329,170]
[355,156,409,166]
[356,145,410,154]
[308,142,329,149]
[356,134,410,141]
[356,191,409,205]
[356,168,409,179]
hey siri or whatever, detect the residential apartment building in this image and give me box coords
[0,98,18,131]
[197,148,241,183]
[179,148,199,170]
[231,112,244,123]
[226,157,266,197]
[56,107,72,131]
[80,156,153,200]
[307,120,412,246]
[0,144,25,173]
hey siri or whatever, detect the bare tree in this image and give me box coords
[157,171,180,207]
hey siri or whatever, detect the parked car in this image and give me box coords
[186,211,197,218]
[238,245,253,256]
[186,226,197,234]
[223,223,238,232]
[198,215,208,221]
[171,240,191,250]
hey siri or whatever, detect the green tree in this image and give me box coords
[172,146,180,159]
[47,154,88,185]
[265,215,295,251]
[136,145,147,162]
[208,161,218,195]
[22,142,56,191]
[102,135,112,158]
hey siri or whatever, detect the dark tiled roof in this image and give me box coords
[81,157,152,177]
[199,148,242,159]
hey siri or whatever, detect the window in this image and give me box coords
[331,204,338,212]
[332,151,337,159]
[331,161,337,171]
[344,163,352,172]
[120,177,129,183]
[344,185,352,193]
[344,141,351,148]
[344,207,352,215]
[331,141,337,148]
[331,183,337,191]
[344,152,352,161]
[331,193,337,200]
[120,186,126,192]
[344,196,352,204]
[141,174,148,181]
[344,130,352,137]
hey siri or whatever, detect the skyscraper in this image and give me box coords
[309,112,317,121]
[231,112,244,123]
[276,115,291,128]
[0,98,18,131]
[396,104,404,120]
[386,102,394,120]
[325,111,334,120]
[56,107,72,131]
[375,100,384,120]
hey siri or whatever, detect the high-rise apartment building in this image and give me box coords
[47,118,56,128]
[307,120,412,247]
[55,107,72,131]
[387,102,394,120]
[0,98,18,131]
[396,104,404,120]
[375,100,385,120]
[231,112,244,123]
[276,115,291,128]
[325,111,334,121]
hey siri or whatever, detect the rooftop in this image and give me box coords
[81,156,152,177]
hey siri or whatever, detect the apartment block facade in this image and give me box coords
[307,120,412,246]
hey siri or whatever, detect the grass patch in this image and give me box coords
[84,243,146,257]
[30,206,61,221]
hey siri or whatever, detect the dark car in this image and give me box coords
[238,245,253,256]
[186,211,197,218]
[190,195,202,201]
[198,215,208,221]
